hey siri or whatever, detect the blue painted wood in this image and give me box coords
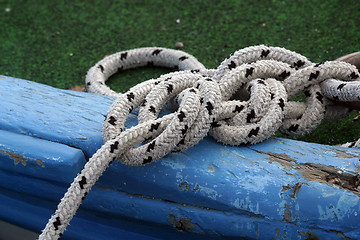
[0,188,160,240]
[0,75,359,239]
[0,129,86,183]
[0,75,115,158]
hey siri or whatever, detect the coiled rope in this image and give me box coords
[39,45,360,239]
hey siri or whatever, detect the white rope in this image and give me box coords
[39,45,360,239]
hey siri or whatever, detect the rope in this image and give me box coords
[39,45,360,239]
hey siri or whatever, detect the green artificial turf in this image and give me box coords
[1,0,359,145]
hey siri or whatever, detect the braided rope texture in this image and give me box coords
[39,45,360,239]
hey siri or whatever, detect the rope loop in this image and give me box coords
[39,45,360,239]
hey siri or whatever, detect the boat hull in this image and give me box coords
[0,75,359,239]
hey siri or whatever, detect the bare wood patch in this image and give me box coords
[70,85,86,92]
[251,149,360,196]
[168,214,195,232]
[0,149,27,166]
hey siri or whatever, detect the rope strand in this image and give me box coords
[39,45,360,239]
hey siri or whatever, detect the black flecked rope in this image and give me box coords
[39,45,360,239]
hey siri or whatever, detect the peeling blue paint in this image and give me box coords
[318,194,359,221]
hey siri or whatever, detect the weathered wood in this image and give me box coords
[0,75,115,158]
[0,75,359,239]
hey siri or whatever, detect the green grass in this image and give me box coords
[1,0,359,145]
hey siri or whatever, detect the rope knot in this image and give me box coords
[103,72,221,165]
[86,45,360,165]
